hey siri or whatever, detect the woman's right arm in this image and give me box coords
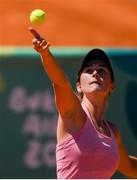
[29,28,85,133]
[29,27,70,88]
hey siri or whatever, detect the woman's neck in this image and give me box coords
[81,94,108,126]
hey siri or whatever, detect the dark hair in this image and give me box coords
[77,48,114,83]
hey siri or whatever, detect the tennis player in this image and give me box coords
[29,27,137,179]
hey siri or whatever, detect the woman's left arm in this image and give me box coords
[114,125,137,178]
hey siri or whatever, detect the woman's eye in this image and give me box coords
[85,69,93,74]
[98,69,106,75]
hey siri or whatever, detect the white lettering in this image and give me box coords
[8,87,55,113]
[42,141,56,167]
[22,114,41,137]
[8,86,57,169]
[24,140,56,168]
[24,140,41,168]
[8,86,27,112]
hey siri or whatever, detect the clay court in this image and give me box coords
[0,0,137,47]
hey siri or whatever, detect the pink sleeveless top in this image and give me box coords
[56,104,120,179]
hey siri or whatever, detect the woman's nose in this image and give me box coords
[92,70,99,77]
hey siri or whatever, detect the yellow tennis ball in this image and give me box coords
[30,9,46,25]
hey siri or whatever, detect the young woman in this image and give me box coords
[29,27,137,179]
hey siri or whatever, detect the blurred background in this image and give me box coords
[0,0,137,179]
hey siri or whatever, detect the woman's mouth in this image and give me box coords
[90,81,100,85]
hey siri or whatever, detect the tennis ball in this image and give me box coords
[30,9,46,25]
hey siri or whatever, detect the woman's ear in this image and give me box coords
[76,82,82,93]
[109,83,116,94]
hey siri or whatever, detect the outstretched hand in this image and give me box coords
[29,27,50,53]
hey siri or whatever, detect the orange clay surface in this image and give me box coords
[0,0,137,47]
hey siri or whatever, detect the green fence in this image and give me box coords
[0,47,137,179]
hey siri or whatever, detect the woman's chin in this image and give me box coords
[89,84,102,91]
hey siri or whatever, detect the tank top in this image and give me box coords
[56,104,120,179]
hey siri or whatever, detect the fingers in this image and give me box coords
[43,42,50,50]
[32,39,50,53]
[29,27,50,53]
[40,39,47,46]
[29,27,42,40]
